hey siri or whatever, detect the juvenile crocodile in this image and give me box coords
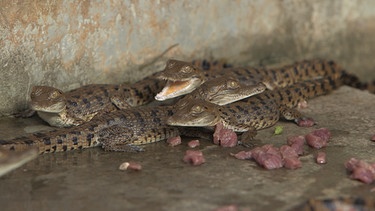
[27,76,165,127]
[2,105,180,154]
[155,59,346,101]
[179,76,267,106]
[23,59,231,128]
[292,196,375,211]
[167,76,343,145]
[3,73,344,153]
[0,74,267,154]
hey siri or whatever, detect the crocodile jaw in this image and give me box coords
[155,78,203,101]
[36,110,78,128]
[167,113,221,127]
[209,83,267,105]
[31,101,66,113]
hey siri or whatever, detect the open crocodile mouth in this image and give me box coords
[155,79,201,101]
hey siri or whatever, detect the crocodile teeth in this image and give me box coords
[155,79,201,101]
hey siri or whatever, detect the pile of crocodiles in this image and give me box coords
[0,59,373,171]
[1,58,375,209]
[0,59,349,152]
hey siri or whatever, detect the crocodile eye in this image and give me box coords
[181,66,193,73]
[191,105,204,114]
[167,61,175,69]
[227,80,239,89]
[50,91,61,99]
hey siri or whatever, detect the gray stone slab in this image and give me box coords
[0,86,374,211]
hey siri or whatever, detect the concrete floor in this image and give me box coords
[0,86,374,211]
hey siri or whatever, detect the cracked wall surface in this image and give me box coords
[1,0,375,116]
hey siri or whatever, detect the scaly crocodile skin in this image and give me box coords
[155,59,345,101]
[2,68,343,154]
[167,75,343,145]
[0,70,271,154]
[2,106,179,154]
[292,197,375,211]
[26,59,231,128]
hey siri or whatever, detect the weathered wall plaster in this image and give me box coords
[0,0,374,115]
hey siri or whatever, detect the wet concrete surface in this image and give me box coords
[0,86,374,211]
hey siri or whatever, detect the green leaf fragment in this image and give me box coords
[273,126,283,135]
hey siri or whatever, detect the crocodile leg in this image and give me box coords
[279,105,316,127]
[238,128,258,147]
[14,109,36,118]
[279,105,303,120]
[99,126,142,152]
[110,95,133,110]
[99,125,180,152]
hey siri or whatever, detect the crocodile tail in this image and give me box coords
[267,75,341,108]
[302,75,343,99]
[300,59,344,79]
[0,126,100,154]
[266,59,345,88]
[191,59,233,71]
[0,137,40,154]
[341,71,375,94]
[277,75,343,105]
[301,69,365,98]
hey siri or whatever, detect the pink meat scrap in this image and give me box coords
[345,158,375,184]
[183,150,206,166]
[213,123,238,147]
[187,140,200,148]
[167,136,182,147]
[305,128,331,149]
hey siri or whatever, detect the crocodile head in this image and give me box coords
[196,77,267,105]
[155,59,205,101]
[168,99,221,127]
[30,86,66,113]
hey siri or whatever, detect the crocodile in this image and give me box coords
[178,76,267,106]
[155,59,347,101]
[1,105,182,154]
[0,72,270,154]
[292,196,375,211]
[27,76,165,128]
[22,59,232,128]
[0,69,346,153]
[167,75,343,145]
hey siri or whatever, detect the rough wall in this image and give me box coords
[1,0,375,116]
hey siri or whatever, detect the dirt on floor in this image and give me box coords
[0,86,374,211]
